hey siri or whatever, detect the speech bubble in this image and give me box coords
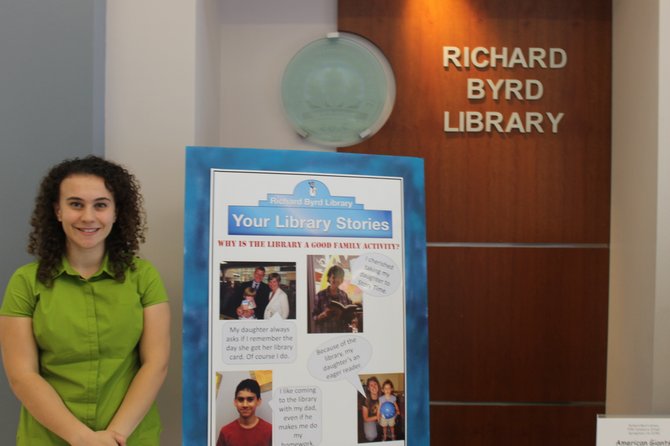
[273,386,322,446]
[222,318,297,364]
[307,336,372,396]
[350,252,400,297]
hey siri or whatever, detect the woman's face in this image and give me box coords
[367,380,379,398]
[54,174,115,259]
[269,277,279,292]
[328,274,343,291]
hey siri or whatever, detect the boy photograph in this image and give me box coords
[215,374,272,446]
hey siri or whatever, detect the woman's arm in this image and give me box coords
[279,290,290,319]
[106,302,170,439]
[311,293,323,319]
[0,316,122,445]
[361,404,377,422]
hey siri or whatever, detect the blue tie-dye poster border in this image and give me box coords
[183,147,429,445]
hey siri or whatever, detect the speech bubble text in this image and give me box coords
[222,319,297,364]
[307,336,372,396]
[274,386,322,446]
[350,253,400,297]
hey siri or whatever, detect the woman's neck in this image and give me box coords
[66,245,105,278]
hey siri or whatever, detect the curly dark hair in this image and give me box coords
[28,156,146,285]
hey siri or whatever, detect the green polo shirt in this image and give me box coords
[0,257,168,445]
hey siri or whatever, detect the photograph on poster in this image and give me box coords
[219,261,297,320]
[358,373,406,443]
[308,254,364,334]
[214,369,273,446]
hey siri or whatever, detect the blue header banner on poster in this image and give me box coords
[183,147,429,446]
[228,208,392,237]
[228,179,393,237]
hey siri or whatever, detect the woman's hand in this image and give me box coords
[70,429,126,446]
[236,306,254,318]
[111,429,128,446]
[317,308,333,321]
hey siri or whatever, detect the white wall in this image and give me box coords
[608,0,670,414]
[106,2,196,444]
[217,0,337,150]
[652,0,670,413]
[608,0,659,413]
[105,1,336,444]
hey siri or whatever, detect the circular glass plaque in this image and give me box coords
[281,32,396,147]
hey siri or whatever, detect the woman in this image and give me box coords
[360,376,381,442]
[312,265,355,333]
[264,272,289,319]
[0,156,170,445]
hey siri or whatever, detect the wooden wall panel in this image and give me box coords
[338,0,612,446]
[427,247,609,403]
[338,0,611,243]
[431,404,604,446]
[338,1,611,443]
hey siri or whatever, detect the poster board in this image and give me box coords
[183,147,429,445]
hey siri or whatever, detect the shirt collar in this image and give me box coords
[56,255,114,280]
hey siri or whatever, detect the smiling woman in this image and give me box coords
[0,156,170,446]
